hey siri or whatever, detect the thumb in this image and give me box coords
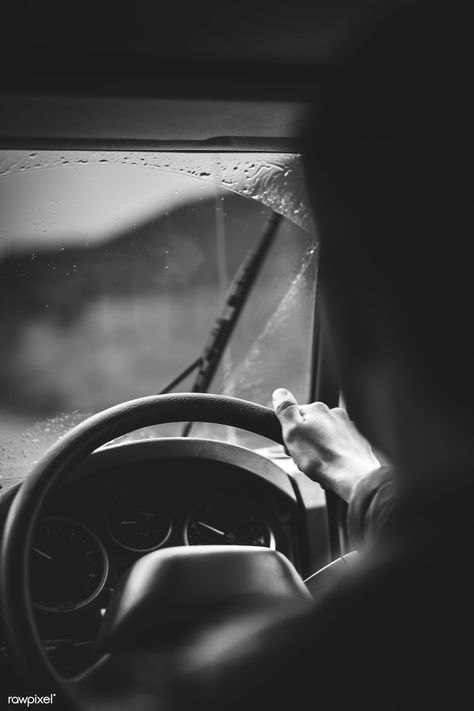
[272,388,303,425]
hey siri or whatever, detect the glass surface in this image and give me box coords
[191,217,318,448]
[0,151,318,478]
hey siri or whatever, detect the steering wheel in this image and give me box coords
[0,393,311,703]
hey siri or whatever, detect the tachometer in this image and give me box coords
[30,517,108,613]
[184,497,275,548]
[106,490,172,552]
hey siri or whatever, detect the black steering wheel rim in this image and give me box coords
[0,393,283,693]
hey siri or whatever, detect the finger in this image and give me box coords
[307,401,330,412]
[300,401,330,416]
[331,406,349,419]
[272,388,303,425]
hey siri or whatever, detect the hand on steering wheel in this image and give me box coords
[273,388,381,503]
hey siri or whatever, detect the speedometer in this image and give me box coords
[184,497,275,548]
[30,517,108,613]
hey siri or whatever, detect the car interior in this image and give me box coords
[0,0,394,704]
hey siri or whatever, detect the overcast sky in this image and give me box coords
[0,156,223,255]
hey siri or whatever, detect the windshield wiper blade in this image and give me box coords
[155,213,282,429]
[181,212,282,435]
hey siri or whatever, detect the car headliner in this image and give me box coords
[0,0,400,150]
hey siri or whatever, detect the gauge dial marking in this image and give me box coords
[30,517,108,613]
[185,498,275,548]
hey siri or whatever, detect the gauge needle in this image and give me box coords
[120,521,137,525]
[33,546,52,561]
[197,520,226,537]
[140,512,156,519]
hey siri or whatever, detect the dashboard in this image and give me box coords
[1,438,316,676]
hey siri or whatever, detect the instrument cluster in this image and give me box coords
[30,486,276,614]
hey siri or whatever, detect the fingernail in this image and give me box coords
[272,388,289,402]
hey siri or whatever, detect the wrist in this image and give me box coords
[317,458,381,504]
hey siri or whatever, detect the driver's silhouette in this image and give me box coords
[74,2,474,709]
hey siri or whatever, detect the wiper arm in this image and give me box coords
[156,357,202,396]
[156,212,282,428]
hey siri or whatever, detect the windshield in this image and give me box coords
[0,151,318,479]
